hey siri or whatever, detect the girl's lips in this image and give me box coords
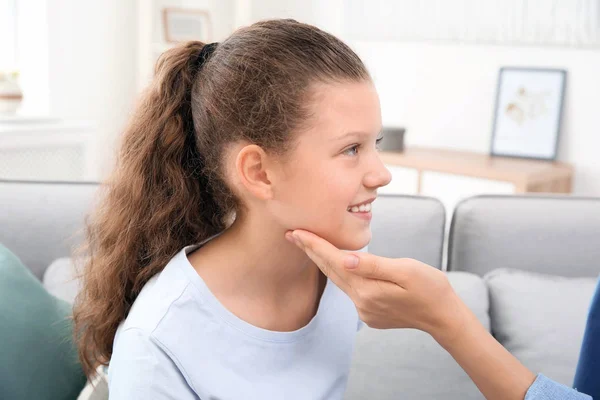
[348,197,377,208]
[348,210,372,221]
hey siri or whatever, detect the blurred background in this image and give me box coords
[1,0,599,203]
[2,4,600,399]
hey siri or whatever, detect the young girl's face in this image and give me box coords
[270,80,391,250]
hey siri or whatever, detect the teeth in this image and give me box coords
[348,203,372,213]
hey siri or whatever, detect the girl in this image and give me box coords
[73,19,391,399]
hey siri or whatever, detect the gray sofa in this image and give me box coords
[348,194,600,399]
[1,180,599,400]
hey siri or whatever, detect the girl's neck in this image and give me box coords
[187,212,327,332]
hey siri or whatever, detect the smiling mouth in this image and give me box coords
[347,197,376,213]
[347,203,372,213]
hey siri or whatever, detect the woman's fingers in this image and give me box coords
[286,229,356,293]
[345,252,411,287]
[289,229,411,287]
[286,229,461,334]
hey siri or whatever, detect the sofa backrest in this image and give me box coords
[0,180,100,280]
[447,194,600,277]
[0,181,447,280]
[370,194,445,269]
[346,271,489,400]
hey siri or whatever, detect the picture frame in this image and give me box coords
[162,8,212,44]
[490,67,567,161]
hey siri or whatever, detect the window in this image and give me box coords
[0,0,50,115]
[0,0,17,70]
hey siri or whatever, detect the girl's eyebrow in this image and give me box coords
[332,128,383,141]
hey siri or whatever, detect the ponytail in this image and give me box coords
[73,41,225,377]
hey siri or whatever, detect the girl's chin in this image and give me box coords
[333,231,371,251]
[295,222,370,250]
[343,241,370,251]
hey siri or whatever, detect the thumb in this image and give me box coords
[347,252,408,285]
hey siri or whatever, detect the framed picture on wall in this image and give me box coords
[490,67,567,161]
[162,8,212,43]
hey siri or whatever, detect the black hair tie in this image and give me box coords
[195,42,219,70]
[186,42,219,161]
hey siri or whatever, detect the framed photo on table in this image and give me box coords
[162,8,212,43]
[490,67,567,161]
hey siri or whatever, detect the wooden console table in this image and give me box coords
[380,147,573,194]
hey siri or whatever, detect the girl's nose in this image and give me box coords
[364,155,392,189]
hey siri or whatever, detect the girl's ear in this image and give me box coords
[234,144,276,200]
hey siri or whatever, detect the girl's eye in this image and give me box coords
[343,144,360,156]
[343,137,384,156]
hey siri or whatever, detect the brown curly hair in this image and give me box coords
[72,18,370,378]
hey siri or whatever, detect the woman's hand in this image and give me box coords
[285,229,468,343]
[286,229,538,400]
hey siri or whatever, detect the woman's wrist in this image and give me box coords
[429,292,536,400]
[428,290,475,349]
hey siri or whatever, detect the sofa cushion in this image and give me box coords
[448,195,600,277]
[43,257,81,304]
[77,365,109,400]
[345,271,489,400]
[0,180,99,280]
[0,243,86,400]
[370,194,445,269]
[485,268,597,386]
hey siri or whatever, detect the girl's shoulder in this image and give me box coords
[119,246,200,334]
[109,247,208,396]
[108,326,197,398]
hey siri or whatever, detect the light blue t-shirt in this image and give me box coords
[108,242,362,399]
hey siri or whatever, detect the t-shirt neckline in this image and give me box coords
[177,237,331,343]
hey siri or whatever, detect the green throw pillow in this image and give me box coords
[0,243,86,400]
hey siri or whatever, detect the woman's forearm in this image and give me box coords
[433,304,536,400]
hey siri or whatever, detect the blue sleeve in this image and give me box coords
[573,277,600,398]
[108,328,198,399]
[525,374,591,400]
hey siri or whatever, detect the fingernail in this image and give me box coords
[292,232,304,249]
[285,232,295,244]
[344,255,359,269]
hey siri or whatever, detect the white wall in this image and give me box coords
[247,0,316,24]
[17,0,50,114]
[45,1,237,178]
[352,41,600,195]
[138,0,236,91]
[39,0,600,195]
[47,0,139,177]
[243,0,345,36]
[245,0,600,196]
[0,0,17,70]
